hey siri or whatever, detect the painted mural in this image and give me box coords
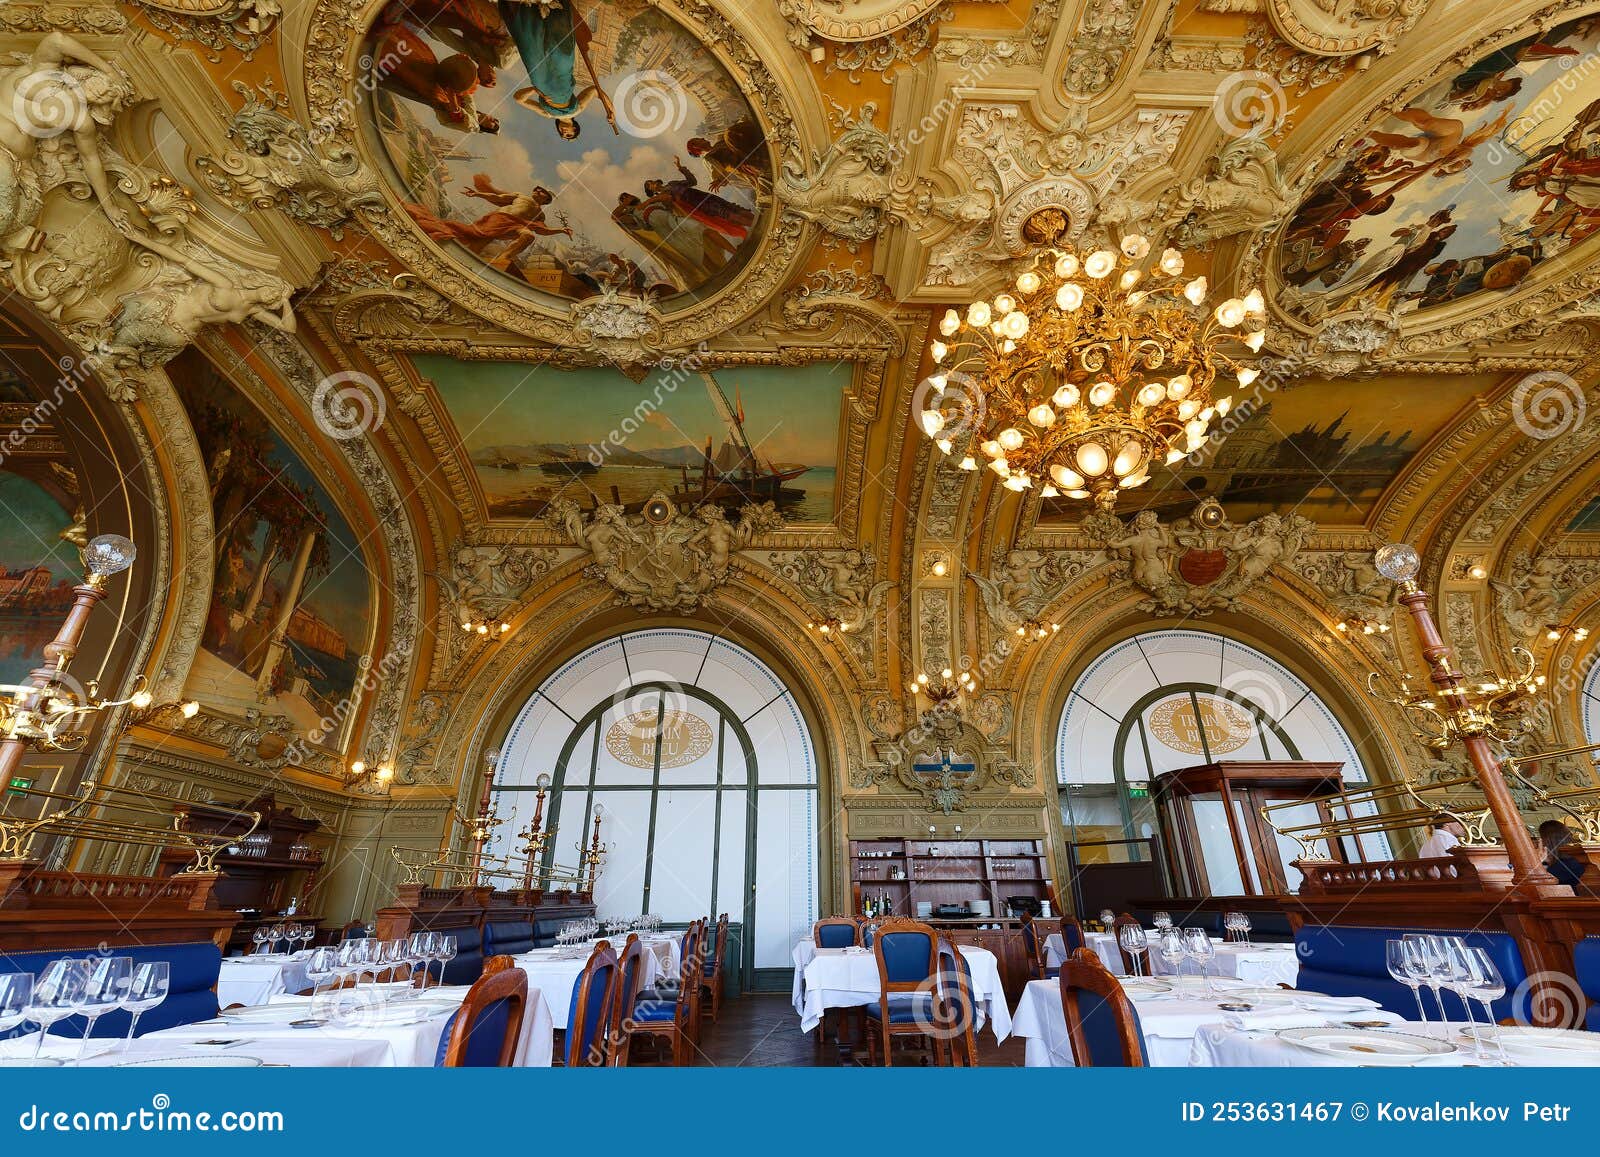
[1569,495,1600,532]
[172,350,372,744]
[415,354,845,523]
[362,0,772,307]
[1278,16,1600,321]
[0,471,85,684]
[1039,373,1491,526]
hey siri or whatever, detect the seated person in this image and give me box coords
[1418,819,1464,859]
[1539,819,1589,891]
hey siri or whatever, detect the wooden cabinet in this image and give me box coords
[849,837,1055,920]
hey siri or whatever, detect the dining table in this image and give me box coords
[217,951,317,1008]
[1008,974,1401,1067]
[1188,1020,1590,1067]
[0,981,555,1068]
[510,944,661,1029]
[1145,939,1300,988]
[791,940,1012,1039]
[1047,932,1127,975]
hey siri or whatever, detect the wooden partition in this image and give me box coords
[0,860,238,950]
[374,883,595,943]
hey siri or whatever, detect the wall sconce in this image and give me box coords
[805,616,849,638]
[1335,616,1391,637]
[461,615,512,638]
[1544,623,1590,645]
[346,758,394,792]
[1013,619,1059,642]
[907,667,976,710]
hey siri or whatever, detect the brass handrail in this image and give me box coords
[388,845,587,891]
[1502,741,1600,842]
[1261,774,1491,859]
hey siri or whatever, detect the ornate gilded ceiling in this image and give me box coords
[6,0,1600,870]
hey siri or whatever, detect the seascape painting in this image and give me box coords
[416,354,846,523]
[1278,15,1600,321]
[1039,374,1490,526]
[362,0,772,307]
[172,350,373,744]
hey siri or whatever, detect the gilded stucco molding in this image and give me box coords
[126,0,279,61]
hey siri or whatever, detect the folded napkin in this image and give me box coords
[1291,994,1384,1012]
[1223,1008,1346,1032]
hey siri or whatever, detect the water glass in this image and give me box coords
[1461,946,1509,1064]
[303,948,337,997]
[27,959,89,1060]
[0,973,33,1040]
[122,962,169,1044]
[1157,928,1185,977]
[77,957,132,1060]
[1182,927,1216,995]
[1152,911,1173,933]
[1117,924,1148,977]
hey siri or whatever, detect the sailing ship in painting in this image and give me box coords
[363,0,772,306]
[1278,15,1600,321]
[670,375,808,510]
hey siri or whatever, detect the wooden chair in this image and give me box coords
[562,941,619,1067]
[1038,916,1086,980]
[1111,913,1147,976]
[438,965,528,1067]
[813,917,859,948]
[1058,948,1146,1067]
[933,936,978,1066]
[863,917,939,1066]
[701,912,729,1023]
[1020,912,1045,981]
[631,920,704,1065]
[481,954,515,978]
[608,935,646,1067]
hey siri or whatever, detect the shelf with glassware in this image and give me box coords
[848,838,1055,920]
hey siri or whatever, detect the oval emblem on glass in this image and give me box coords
[1146,694,1253,756]
[605,708,714,768]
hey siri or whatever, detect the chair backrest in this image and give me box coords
[707,913,729,976]
[814,917,859,948]
[1060,916,1086,955]
[566,941,619,1066]
[1110,913,1143,974]
[935,937,977,1064]
[339,921,369,942]
[873,917,938,991]
[1059,948,1146,1067]
[860,919,883,949]
[481,954,516,978]
[608,935,645,1062]
[439,965,528,1067]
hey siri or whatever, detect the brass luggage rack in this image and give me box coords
[1262,773,1492,860]
[1502,741,1600,843]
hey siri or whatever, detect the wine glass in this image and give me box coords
[1236,912,1253,946]
[122,962,169,1046]
[1182,927,1216,995]
[1461,947,1509,1064]
[251,927,270,956]
[420,933,442,990]
[303,947,336,997]
[406,933,430,992]
[26,959,89,1061]
[1117,924,1148,977]
[0,973,33,1059]
[334,938,366,991]
[1099,909,1116,932]
[1157,928,1185,979]
[435,936,458,986]
[1152,911,1173,933]
[1408,934,1454,1022]
[76,957,131,1061]
[1385,938,1431,1027]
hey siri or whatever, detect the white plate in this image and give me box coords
[1465,1026,1600,1064]
[1292,994,1383,1013]
[1118,978,1172,996]
[116,1055,264,1068]
[1278,1026,1457,1064]
[0,1057,63,1067]
[219,1005,308,1023]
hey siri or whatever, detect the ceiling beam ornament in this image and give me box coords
[766,545,896,678]
[126,0,281,61]
[1215,0,1436,59]
[0,34,298,402]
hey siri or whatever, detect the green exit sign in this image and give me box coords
[1128,787,1149,799]
[7,776,33,797]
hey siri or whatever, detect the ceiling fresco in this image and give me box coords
[1278,14,1600,323]
[361,0,773,307]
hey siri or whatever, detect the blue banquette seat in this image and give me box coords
[433,926,484,987]
[0,941,221,1037]
[1572,936,1600,1030]
[483,920,535,958]
[1294,924,1531,1023]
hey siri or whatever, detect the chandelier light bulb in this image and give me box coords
[1003,474,1029,491]
[1085,250,1117,279]
[1216,395,1233,415]
[994,294,1015,315]
[1065,488,1090,499]
[998,427,1025,451]
[988,458,1011,477]
[1112,442,1145,477]
[981,439,1003,458]
[1184,418,1207,441]
[940,309,960,336]
[1159,248,1184,276]
[1027,403,1056,428]
[1165,447,1187,465]
[1244,330,1266,352]
[1050,464,1086,490]
[936,438,953,454]
[1017,270,1042,294]
[1242,289,1265,315]
[1056,283,1084,311]
[1184,276,1208,305]
[930,373,948,392]
[1119,269,1141,291]
[1088,381,1116,407]
[990,320,1004,336]
[130,690,154,710]
[1002,339,1016,353]
[1076,441,1109,477]
[1040,483,1059,497]
[1120,233,1150,260]
[1214,299,1246,327]
[967,301,991,327]
[1237,367,1260,388]
[1001,311,1030,339]
[1137,382,1165,407]
[958,455,978,471]
[1054,254,1079,278]
[1053,384,1080,408]
[1166,374,1192,400]
[1121,470,1151,489]
[920,410,945,436]
[930,341,948,362]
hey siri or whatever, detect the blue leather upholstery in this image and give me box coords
[1061,923,1085,954]
[565,957,617,1065]
[437,927,484,987]
[878,930,933,983]
[632,997,677,1023]
[1294,924,1531,1022]
[431,997,514,1066]
[817,923,856,949]
[0,942,220,1037]
[1070,987,1147,1067]
[1573,936,1600,1031]
[483,921,535,958]
[869,993,933,1023]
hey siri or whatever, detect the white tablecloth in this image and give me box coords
[792,944,1011,1040]
[0,1029,392,1068]
[217,952,316,1008]
[1047,932,1126,975]
[1008,977,1392,1067]
[1191,1021,1504,1068]
[511,947,660,1029]
[1147,940,1299,987]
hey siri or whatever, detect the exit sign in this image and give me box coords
[1128,786,1149,799]
[7,776,33,797]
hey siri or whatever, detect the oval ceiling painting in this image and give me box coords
[361,0,773,308]
[1278,15,1600,322]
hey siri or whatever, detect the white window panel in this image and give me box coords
[589,791,654,917]
[647,790,718,920]
[753,789,816,970]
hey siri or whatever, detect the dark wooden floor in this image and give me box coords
[683,993,1028,1067]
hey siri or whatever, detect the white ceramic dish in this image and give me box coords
[116,1055,265,1068]
[1277,1026,1457,1064]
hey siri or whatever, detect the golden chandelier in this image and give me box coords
[918,235,1266,509]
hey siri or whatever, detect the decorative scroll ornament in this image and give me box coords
[778,103,902,244]
[548,492,783,612]
[1084,497,1316,615]
[969,548,1103,636]
[1493,551,1600,644]
[129,0,281,60]
[1165,137,1293,250]
[1258,0,1434,57]
[767,545,894,675]
[195,82,384,239]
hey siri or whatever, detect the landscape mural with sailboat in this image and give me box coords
[417,355,847,523]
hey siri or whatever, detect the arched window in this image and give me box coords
[1056,629,1385,888]
[1582,659,1600,745]
[489,629,818,979]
